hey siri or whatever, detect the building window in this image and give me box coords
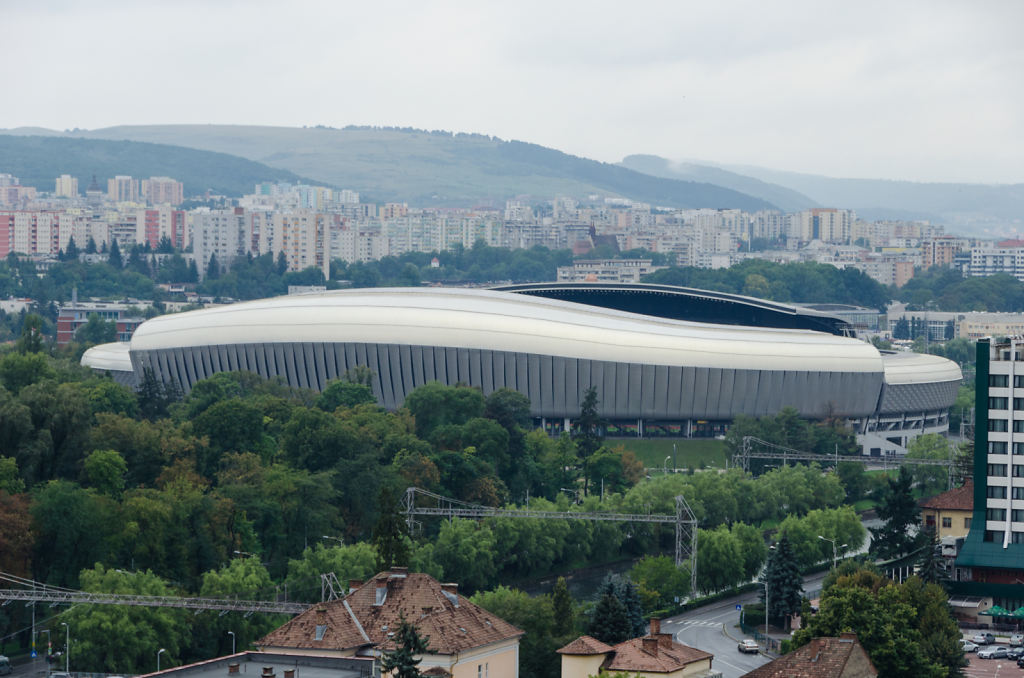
[942,517,952,528]
[991,419,1009,432]
[991,397,1009,410]
[1013,510,1024,523]
[477,666,482,678]
[1016,375,1024,388]
[1014,532,1024,544]
[965,517,972,528]
[1016,465,1024,477]
[988,508,1007,521]
[985,530,999,542]
[991,374,1010,387]
[989,464,1008,477]
[1015,420,1024,433]
[988,486,1008,499]
[990,441,1009,454]
[925,514,935,527]
[1015,398,1024,410]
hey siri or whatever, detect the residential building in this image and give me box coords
[257,210,332,278]
[920,480,973,539]
[557,259,666,283]
[961,245,1024,281]
[56,299,149,346]
[108,175,140,203]
[192,208,250,278]
[557,620,715,678]
[142,177,185,206]
[258,569,522,678]
[792,209,854,244]
[921,236,964,269]
[54,174,79,198]
[954,337,1024,609]
[740,633,876,678]
[139,652,373,678]
[956,313,1024,340]
[137,206,187,249]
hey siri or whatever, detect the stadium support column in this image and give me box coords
[564,417,571,433]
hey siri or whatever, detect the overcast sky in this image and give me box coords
[5,0,1022,184]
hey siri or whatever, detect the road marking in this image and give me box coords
[715,657,755,673]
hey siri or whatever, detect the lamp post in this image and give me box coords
[227,631,236,655]
[233,550,255,558]
[560,487,580,504]
[59,622,69,672]
[322,535,344,546]
[817,535,847,570]
[157,648,166,672]
[664,456,671,475]
[39,629,50,663]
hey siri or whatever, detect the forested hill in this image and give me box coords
[0,135,310,197]
[5,125,776,210]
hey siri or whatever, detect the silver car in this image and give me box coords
[978,645,1009,659]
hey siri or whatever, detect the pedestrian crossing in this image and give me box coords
[664,619,721,627]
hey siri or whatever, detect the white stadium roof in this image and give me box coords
[126,287,885,374]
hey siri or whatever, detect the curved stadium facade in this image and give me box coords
[83,284,963,454]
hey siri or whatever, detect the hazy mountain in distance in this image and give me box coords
[0,134,310,197]
[620,154,818,213]
[6,125,776,210]
[715,161,1024,235]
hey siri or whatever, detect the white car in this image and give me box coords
[738,639,759,654]
[978,645,1009,659]
[1010,633,1024,647]
[960,640,978,653]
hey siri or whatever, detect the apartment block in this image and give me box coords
[108,175,139,203]
[557,259,666,283]
[141,177,184,206]
[54,174,79,198]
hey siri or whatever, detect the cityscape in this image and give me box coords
[2,3,1024,678]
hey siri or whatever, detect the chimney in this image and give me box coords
[649,618,661,635]
[349,579,363,593]
[642,637,659,656]
[657,633,673,649]
[283,670,295,678]
[316,607,327,623]
[228,664,240,675]
[262,668,275,678]
[441,583,458,595]
[391,566,408,575]
[840,632,857,642]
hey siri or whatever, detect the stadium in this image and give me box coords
[82,284,962,455]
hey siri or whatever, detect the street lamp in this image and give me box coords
[560,487,580,504]
[818,535,847,570]
[39,629,51,663]
[664,456,671,474]
[59,622,69,672]
[233,550,255,558]
[157,648,166,672]
[227,631,236,654]
[322,535,344,546]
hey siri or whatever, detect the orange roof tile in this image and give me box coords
[603,635,711,673]
[920,480,973,512]
[259,570,523,656]
[741,635,876,678]
[556,636,615,655]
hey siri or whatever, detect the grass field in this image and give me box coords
[606,437,728,470]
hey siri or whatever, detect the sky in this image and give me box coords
[4,0,1023,184]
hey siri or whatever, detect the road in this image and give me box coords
[662,570,832,678]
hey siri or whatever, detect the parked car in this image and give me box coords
[960,639,979,653]
[1006,646,1024,660]
[0,655,12,676]
[972,632,996,645]
[1010,633,1024,646]
[738,639,759,654]
[978,645,1009,659]
[1018,655,1024,668]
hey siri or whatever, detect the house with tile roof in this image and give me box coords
[258,568,522,678]
[740,633,876,678]
[556,619,715,678]
[920,480,973,540]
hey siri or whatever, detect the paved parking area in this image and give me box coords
[964,653,1021,677]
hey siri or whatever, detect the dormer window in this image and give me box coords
[315,624,327,641]
[375,587,387,605]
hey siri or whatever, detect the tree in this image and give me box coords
[871,466,925,561]
[108,238,123,268]
[630,555,691,611]
[75,313,117,345]
[16,313,45,353]
[83,449,127,498]
[893,316,910,340]
[589,593,630,644]
[64,236,80,261]
[907,434,953,498]
[696,526,743,593]
[85,235,98,254]
[574,386,605,496]
[0,490,32,577]
[551,577,575,636]
[761,534,803,629]
[285,542,378,604]
[206,252,221,280]
[315,379,375,411]
[372,485,411,571]
[471,586,561,678]
[380,615,430,678]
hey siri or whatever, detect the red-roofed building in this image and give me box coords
[258,569,522,678]
[920,480,973,540]
[740,633,876,678]
[557,620,714,678]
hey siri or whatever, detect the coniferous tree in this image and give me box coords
[276,251,289,275]
[187,259,200,283]
[380,615,429,678]
[621,580,646,638]
[761,534,803,629]
[85,235,98,254]
[588,593,630,645]
[372,485,411,571]
[870,466,925,560]
[64,236,79,261]
[206,253,221,280]
[108,238,123,268]
[551,576,575,636]
[574,386,605,496]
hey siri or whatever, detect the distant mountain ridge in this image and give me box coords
[0,125,775,210]
[622,154,1024,234]
[0,135,308,197]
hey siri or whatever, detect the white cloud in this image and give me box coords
[3,0,1023,182]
